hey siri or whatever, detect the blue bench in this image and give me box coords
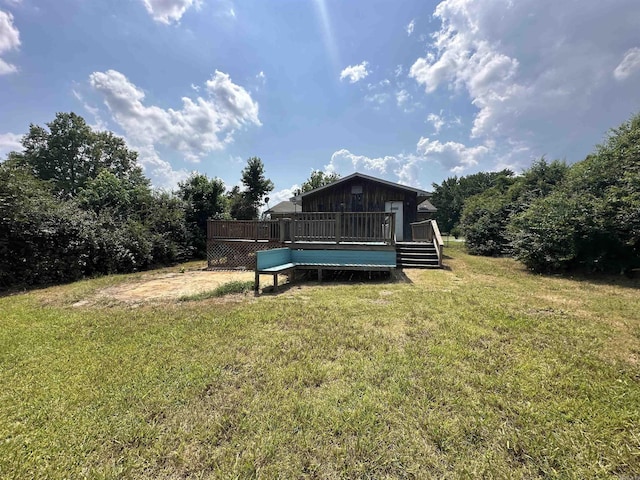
[255,247,396,292]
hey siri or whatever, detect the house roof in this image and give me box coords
[418,199,438,212]
[264,200,297,214]
[291,172,431,201]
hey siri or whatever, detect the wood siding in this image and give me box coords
[302,177,419,240]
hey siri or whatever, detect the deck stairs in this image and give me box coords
[395,242,441,269]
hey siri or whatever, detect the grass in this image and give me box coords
[179,280,255,301]
[1,244,639,478]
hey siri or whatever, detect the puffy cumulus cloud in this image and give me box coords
[89,69,260,163]
[416,137,488,174]
[327,149,396,175]
[410,0,640,165]
[268,185,300,205]
[340,61,369,84]
[326,149,426,187]
[0,131,22,157]
[328,131,493,185]
[133,144,190,189]
[141,0,201,24]
[614,47,640,80]
[205,70,261,127]
[88,69,259,188]
[327,133,498,186]
[0,10,20,75]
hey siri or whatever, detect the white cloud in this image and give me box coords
[427,113,445,134]
[328,149,397,175]
[406,19,415,36]
[340,61,369,83]
[89,69,260,163]
[409,0,640,166]
[327,149,425,187]
[396,89,410,108]
[269,185,300,206]
[134,144,190,189]
[613,47,640,80]
[365,92,390,106]
[395,65,403,77]
[416,137,488,173]
[326,137,494,187]
[0,131,21,157]
[0,10,20,75]
[89,69,260,187]
[140,0,201,24]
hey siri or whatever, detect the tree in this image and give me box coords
[229,157,273,220]
[19,112,143,197]
[431,169,514,233]
[78,169,151,219]
[0,112,197,288]
[242,157,274,204]
[227,185,257,220]
[295,170,340,195]
[177,173,227,257]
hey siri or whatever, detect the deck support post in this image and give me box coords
[318,268,323,282]
[254,271,259,292]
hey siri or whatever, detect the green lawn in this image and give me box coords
[1,245,639,479]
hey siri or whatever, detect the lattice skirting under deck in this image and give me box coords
[207,240,284,270]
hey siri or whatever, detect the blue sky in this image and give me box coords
[2,0,640,203]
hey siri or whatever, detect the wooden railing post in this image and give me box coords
[335,212,342,244]
[292,214,297,245]
[390,212,395,244]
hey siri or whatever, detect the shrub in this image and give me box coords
[510,113,640,273]
[460,159,569,257]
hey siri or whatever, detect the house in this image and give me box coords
[417,198,438,222]
[207,172,443,271]
[291,172,432,241]
[264,200,297,219]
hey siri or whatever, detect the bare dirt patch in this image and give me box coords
[90,270,271,305]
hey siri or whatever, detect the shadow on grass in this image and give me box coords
[258,269,413,295]
[531,269,640,291]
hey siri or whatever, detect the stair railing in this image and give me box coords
[410,219,444,267]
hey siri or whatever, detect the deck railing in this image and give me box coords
[410,219,444,266]
[207,219,281,241]
[208,212,395,244]
[291,212,394,243]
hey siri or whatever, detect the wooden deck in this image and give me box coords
[207,215,444,270]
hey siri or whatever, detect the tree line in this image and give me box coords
[430,112,640,274]
[0,112,275,289]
